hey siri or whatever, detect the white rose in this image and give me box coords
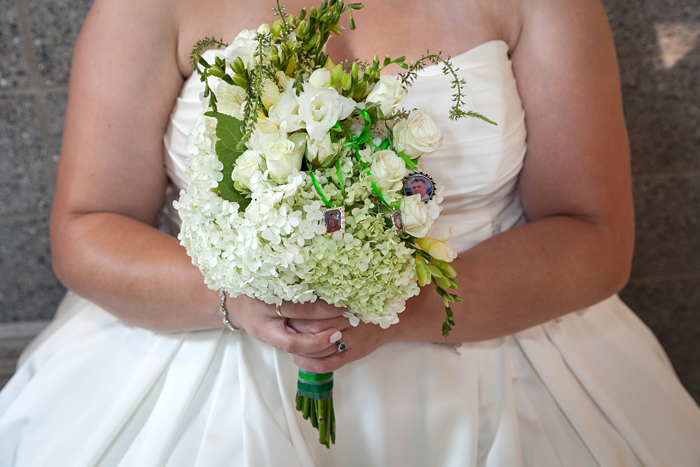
[224,29,257,68]
[264,133,306,182]
[297,84,355,141]
[370,150,407,193]
[393,109,444,159]
[231,149,264,190]
[257,23,270,34]
[306,133,341,168]
[268,89,304,131]
[400,194,433,237]
[309,68,332,89]
[261,79,280,109]
[365,75,407,117]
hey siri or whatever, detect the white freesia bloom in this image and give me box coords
[248,119,281,153]
[261,79,281,109]
[269,89,304,131]
[393,109,444,159]
[297,84,355,141]
[264,133,306,181]
[306,133,341,168]
[215,82,246,118]
[309,68,332,88]
[415,227,457,262]
[275,71,289,89]
[224,29,258,68]
[366,75,407,117]
[231,149,264,190]
[400,194,433,237]
[370,150,407,193]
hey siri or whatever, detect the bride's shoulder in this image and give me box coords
[75,0,196,78]
[78,0,183,58]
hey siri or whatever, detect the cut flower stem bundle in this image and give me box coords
[178,0,495,448]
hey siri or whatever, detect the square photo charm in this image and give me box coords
[391,210,405,235]
[324,206,345,234]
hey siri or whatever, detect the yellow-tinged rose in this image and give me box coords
[415,227,457,262]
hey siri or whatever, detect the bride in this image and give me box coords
[1,0,699,465]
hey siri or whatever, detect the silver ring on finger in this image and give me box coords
[336,341,347,353]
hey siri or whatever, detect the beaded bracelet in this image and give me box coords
[219,290,239,331]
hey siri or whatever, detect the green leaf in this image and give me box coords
[204,111,250,209]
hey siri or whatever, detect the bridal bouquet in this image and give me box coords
[175,0,494,447]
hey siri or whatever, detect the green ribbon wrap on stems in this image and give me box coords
[296,370,336,448]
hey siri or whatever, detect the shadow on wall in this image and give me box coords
[602,1,700,404]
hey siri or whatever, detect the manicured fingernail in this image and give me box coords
[330,331,342,343]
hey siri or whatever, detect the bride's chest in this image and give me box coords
[174,0,514,76]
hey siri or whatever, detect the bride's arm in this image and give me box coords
[50,0,345,353]
[291,0,634,372]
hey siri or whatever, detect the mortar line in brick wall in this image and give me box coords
[616,49,700,61]
[14,0,58,201]
[0,85,69,97]
[632,169,700,179]
[628,272,700,283]
[0,210,50,223]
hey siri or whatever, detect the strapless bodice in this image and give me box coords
[162,40,527,252]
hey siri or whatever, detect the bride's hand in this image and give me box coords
[228,295,347,357]
[287,319,399,373]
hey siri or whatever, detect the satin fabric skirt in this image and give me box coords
[1,291,699,467]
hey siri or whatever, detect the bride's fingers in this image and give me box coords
[286,316,353,335]
[233,295,345,322]
[278,301,347,320]
[249,318,343,356]
[292,351,348,374]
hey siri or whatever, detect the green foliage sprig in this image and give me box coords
[400,53,497,124]
[190,38,231,113]
[271,0,364,95]
[240,32,279,145]
[411,246,462,336]
[189,37,229,71]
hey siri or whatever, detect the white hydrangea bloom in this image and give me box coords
[176,83,452,327]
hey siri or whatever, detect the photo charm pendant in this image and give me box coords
[391,210,405,235]
[402,171,436,203]
[324,206,346,234]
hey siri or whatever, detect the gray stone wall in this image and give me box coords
[0,0,698,401]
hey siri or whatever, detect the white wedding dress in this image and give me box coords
[1,41,699,467]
